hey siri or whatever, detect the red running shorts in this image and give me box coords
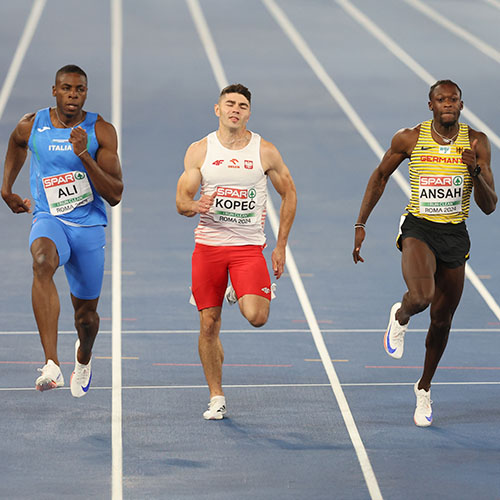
[191,243,271,310]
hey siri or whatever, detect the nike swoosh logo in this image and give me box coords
[385,326,396,353]
[426,411,433,422]
[420,146,432,150]
[37,126,50,132]
[81,371,92,392]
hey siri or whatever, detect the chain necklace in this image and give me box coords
[431,120,459,144]
[54,107,85,129]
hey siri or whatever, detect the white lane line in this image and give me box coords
[185,0,227,90]
[483,0,500,9]
[111,0,123,499]
[335,0,500,152]
[403,0,500,64]
[2,327,500,335]
[265,0,500,324]
[260,2,390,499]
[0,0,46,121]
[187,0,382,498]
[3,381,500,392]
[336,0,500,321]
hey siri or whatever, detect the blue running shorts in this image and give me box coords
[29,213,106,300]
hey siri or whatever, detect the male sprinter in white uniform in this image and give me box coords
[2,65,123,396]
[176,84,297,419]
[353,80,496,426]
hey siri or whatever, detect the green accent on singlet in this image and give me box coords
[405,120,472,224]
[32,130,41,162]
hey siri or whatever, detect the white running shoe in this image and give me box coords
[384,302,408,359]
[225,285,238,305]
[414,381,433,427]
[203,395,227,420]
[70,339,92,398]
[35,359,64,391]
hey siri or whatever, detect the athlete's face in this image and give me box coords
[52,73,88,118]
[428,83,463,127]
[215,92,251,131]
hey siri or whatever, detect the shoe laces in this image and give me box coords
[416,391,432,409]
[208,397,225,411]
[74,362,91,382]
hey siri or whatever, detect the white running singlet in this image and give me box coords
[195,131,267,246]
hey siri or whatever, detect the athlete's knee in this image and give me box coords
[200,309,221,339]
[31,250,58,279]
[408,290,434,314]
[74,308,99,333]
[429,315,452,336]
[245,307,269,328]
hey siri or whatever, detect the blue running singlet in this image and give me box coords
[28,107,107,226]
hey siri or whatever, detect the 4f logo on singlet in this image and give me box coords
[211,159,254,169]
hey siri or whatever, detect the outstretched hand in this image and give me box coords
[271,245,286,279]
[352,227,365,263]
[2,193,31,213]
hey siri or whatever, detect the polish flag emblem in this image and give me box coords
[244,160,253,169]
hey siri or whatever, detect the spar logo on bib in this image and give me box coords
[216,187,248,198]
[43,172,79,188]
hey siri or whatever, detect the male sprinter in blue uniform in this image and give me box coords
[1,65,123,396]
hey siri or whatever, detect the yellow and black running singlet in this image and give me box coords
[405,120,473,224]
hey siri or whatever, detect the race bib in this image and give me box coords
[213,186,258,226]
[43,171,93,216]
[419,175,463,215]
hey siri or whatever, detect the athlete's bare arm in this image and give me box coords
[462,128,497,214]
[261,139,297,279]
[1,113,35,213]
[71,117,123,206]
[353,126,419,263]
[176,138,216,217]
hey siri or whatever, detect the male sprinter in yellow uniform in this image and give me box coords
[353,80,497,426]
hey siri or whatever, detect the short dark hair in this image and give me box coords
[429,79,462,100]
[55,65,87,85]
[219,83,251,105]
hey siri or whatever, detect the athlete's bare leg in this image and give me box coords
[397,237,437,325]
[418,264,465,391]
[238,294,270,327]
[31,237,60,365]
[71,295,100,365]
[199,306,224,398]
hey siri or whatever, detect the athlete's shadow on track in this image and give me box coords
[221,418,345,451]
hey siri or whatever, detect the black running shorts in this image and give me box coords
[396,212,470,268]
